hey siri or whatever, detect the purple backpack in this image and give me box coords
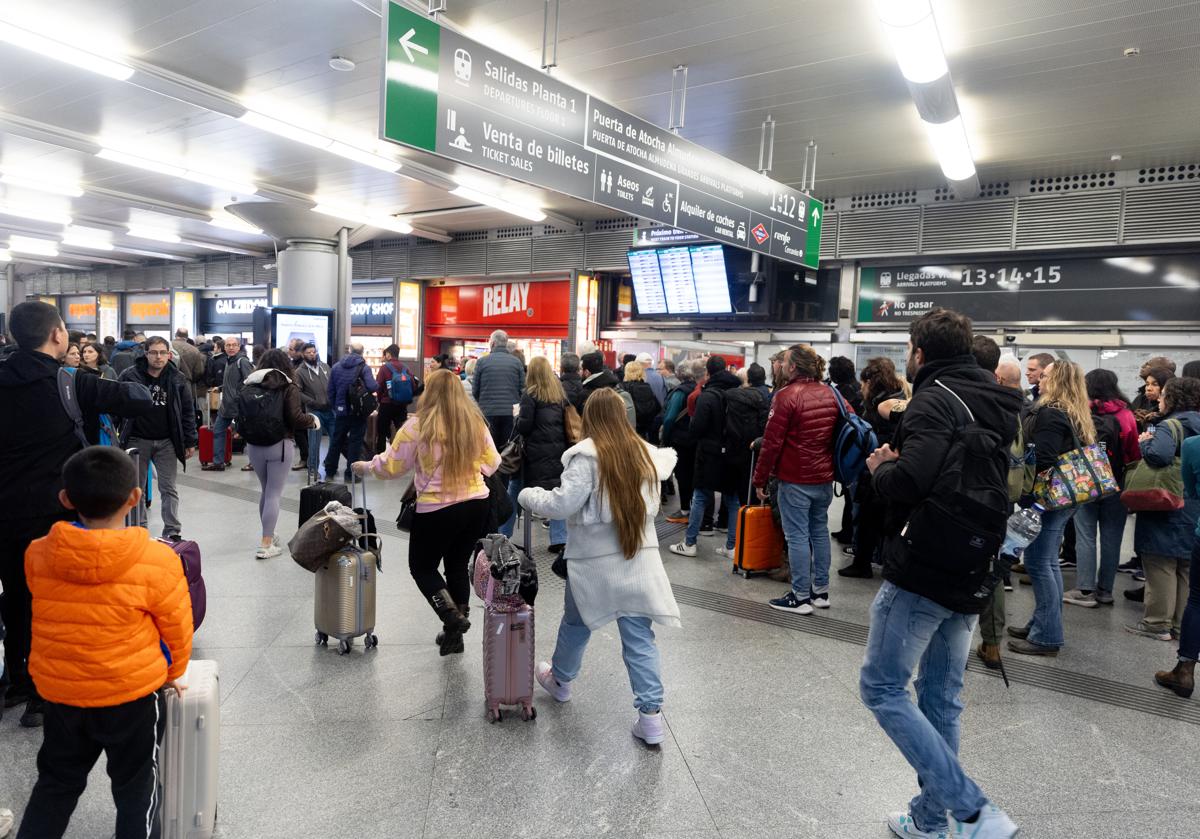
[159,538,206,631]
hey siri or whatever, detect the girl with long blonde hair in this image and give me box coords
[501,356,570,551]
[353,368,501,655]
[518,389,681,746]
[1010,359,1095,659]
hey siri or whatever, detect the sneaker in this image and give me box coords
[1010,562,1026,574]
[255,543,283,560]
[535,662,571,702]
[769,591,813,615]
[1003,581,1014,593]
[698,525,715,537]
[665,510,690,524]
[19,698,45,728]
[888,811,948,838]
[201,463,226,472]
[1063,589,1097,608]
[715,546,734,559]
[949,803,1018,838]
[812,592,830,609]
[1117,557,1141,574]
[632,710,665,746]
[0,807,13,838]
[842,545,857,557]
[1058,557,1076,568]
[713,525,728,534]
[1125,621,1172,641]
[1132,569,1146,582]
[1124,586,1145,603]
[1094,590,1114,605]
[668,541,697,557]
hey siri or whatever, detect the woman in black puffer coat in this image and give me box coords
[620,361,662,441]
[501,355,571,553]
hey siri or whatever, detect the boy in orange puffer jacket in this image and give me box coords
[19,446,193,839]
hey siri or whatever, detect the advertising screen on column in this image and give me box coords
[272,307,333,363]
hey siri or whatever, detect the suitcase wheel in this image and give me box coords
[521,703,537,722]
[337,639,352,655]
[487,707,501,724]
[315,631,329,646]
[364,633,379,649]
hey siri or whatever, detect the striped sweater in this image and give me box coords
[368,415,501,512]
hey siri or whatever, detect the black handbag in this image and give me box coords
[498,434,525,476]
[395,483,417,532]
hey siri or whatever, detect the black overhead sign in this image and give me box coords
[857,256,1200,325]
[380,1,823,268]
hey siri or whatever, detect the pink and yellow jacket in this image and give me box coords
[368,415,501,512]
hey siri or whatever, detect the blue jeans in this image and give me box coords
[552,582,663,713]
[1073,494,1127,594]
[306,409,335,476]
[211,413,235,466]
[778,481,834,599]
[1022,506,1075,648]
[324,415,366,478]
[685,488,739,549]
[1179,538,1200,662]
[860,582,988,832]
[500,476,567,546]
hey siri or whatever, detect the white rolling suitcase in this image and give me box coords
[160,660,220,839]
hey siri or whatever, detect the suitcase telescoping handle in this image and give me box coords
[125,447,147,529]
[747,447,759,507]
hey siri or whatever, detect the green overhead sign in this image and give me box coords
[380,1,822,269]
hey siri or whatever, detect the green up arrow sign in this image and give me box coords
[805,205,823,266]
[383,5,441,152]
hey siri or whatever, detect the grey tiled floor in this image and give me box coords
[2,461,1196,838]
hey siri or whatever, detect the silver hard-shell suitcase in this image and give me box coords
[160,659,220,839]
[314,475,381,654]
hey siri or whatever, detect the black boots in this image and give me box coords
[1154,659,1195,699]
[428,590,470,656]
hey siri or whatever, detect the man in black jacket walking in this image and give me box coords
[0,302,152,727]
[858,308,1023,839]
[118,336,199,540]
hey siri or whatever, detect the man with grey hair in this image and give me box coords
[325,342,377,481]
[996,357,1023,390]
[473,329,525,450]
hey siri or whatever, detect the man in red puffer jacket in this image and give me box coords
[753,344,840,614]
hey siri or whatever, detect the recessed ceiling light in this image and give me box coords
[1123,47,1141,57]
[329,56,356,72]
[1110,153,1123,162]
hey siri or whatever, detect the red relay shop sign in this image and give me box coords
[426,280,571,337]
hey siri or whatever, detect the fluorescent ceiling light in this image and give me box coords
[62,226,114,251]
[873,0,936,28]
[8,235,60,256]
[0,171,84,197]
[207,213,264,236]
[1164,271,1200,289]
[179,170,259,195]
[450,185,546,222]
[328,141,402,172]
[1104,257,1155,275]
[126,225,181,244]
[310,203,413,235]
[97,148,186,178]
[0,20,134,81]
[923,116,975,181]
[877,3,948,84]
[0,203,73,226]
[240,111,333,149]
[0,249,10,261]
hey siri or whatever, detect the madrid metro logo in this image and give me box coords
[751,223,769,244]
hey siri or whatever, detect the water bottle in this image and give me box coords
[1000,503,1044,560]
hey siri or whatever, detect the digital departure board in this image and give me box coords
[627,249,667,314]
[690,244,733,314]
[657,247,700,314]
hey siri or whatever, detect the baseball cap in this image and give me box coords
[635,352,654,365]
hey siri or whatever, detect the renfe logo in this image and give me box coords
[751,223,769,245]
[482,282,531,318]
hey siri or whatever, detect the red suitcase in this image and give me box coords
[198,425,232,466]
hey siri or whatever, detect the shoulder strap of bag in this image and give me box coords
[933,380,975,427]
[1166,419,1185,455]
[57,367,90,449]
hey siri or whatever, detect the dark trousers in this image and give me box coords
[376,402,409,454]
[408,499,489,607]
[294,427,309,462]
[18,692,166,839]
[324,415,366,479]
[1178,538,1200,662]
[486,415,514,453]
[674,445,697,512]
[851,494,887,570]
[0,514,68,696]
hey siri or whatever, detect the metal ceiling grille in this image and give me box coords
[592,216,638,232]
[496,226,534,240]
[373,246,408,276]
[836,208,921,257]
[228,260,251,286]
[817,215,837,261]
[184,263,204,287]
[1136,164,1200,185]
[533,234,585,271]
[452,230,488,243]
[109,271,126,291]
[850,190,918,210]
[164,265,184,288]
[487,239,532,275]
[1027,172,1116,194]
[409,242,446,278]
[1123,184,1200,242]
[204,261,228,288]
[446,241,486,275]
[1014,192,1121,249]
[91,272,108,292]
[47,274,61,294]
[351,250,373,280]
[585,230,634,269]
[921,200,1015,253]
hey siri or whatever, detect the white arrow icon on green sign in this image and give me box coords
[399,27,429,62]
[811,207,821,226]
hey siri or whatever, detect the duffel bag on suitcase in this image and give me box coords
[732,452,784,578]
[159,538,206,630]
[314,475,380,654]
[288,502,362,573]
[161,660,219,839]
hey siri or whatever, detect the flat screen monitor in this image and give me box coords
[627,249,667,315]
[689,244,733,314]
[657,246,699,314]
[271,307,334,363]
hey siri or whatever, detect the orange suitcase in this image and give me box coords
[733,502,784,577]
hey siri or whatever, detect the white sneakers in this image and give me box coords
[667,541,697,557]
[0,807,13,839]
[813,592,831,609]
[255,539,282,560]
[950,804,1019,838]
[535,661,571,702]
[889,805,1018,839]
[632,710,665,745]
[714,546,734,559]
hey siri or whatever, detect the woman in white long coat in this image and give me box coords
[519,388,680,746]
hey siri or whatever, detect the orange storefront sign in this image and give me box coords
[67,302,96,320]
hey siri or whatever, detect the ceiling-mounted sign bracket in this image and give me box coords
[427,0,447,16]
[541,0,561,73]
[669,65,688,135]
[758,114,776,175]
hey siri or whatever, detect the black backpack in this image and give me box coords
[1093,412,1125,484]
[720,388,768,457]
[234,383,289,445]
[348,376,378,418]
